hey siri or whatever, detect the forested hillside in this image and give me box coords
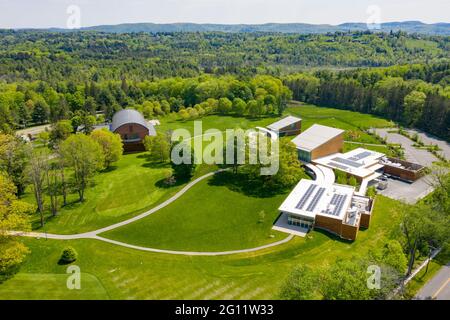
[0,30,449,82]
[0,30,449,140]
[284,63,450,139]
[76,21,450,35]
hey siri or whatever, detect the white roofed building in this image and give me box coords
[291,124,345,162]
[273,179,374,240]
[267,116,302,137]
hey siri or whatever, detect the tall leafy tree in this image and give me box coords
[60,134,104,202]
[0,172,34,282]
[144,132,171,163]
[90,129,123,167]
[279,264,319,300]
[0,134,29,195]
[31,100,50,124]
[27,148,49,227]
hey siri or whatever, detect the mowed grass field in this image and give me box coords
[2,103,404,299]
[0,196,402,300]
[24,153,216,234]
[22,103,393,235]
[160,103,394,143]
[101,174,289,251]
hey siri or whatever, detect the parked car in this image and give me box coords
[377,181,388,190]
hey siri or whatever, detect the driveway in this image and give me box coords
[416,263,450,300]
[16,124,51,137]
[371,128,438,167]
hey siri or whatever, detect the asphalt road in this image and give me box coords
[416,263,450,300]
[16,124,51,136]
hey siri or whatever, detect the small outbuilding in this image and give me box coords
[111,109,156,152]
[267,116,302,137]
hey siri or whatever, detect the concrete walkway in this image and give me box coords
[303,162,325,183]
[316,164,335,185]
[10,169,294,256]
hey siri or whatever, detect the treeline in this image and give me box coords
[284,63,450,140]
[0,30,449,83]
[0,75,291,133]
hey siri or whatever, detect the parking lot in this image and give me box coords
[374,175,434,204]
[405,128,450,160]
[371,128,439,167]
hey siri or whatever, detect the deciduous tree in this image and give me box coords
[60,134,104,202]
[90,129,123,167]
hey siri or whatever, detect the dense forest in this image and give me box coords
[284,63,450,139]
[0,30,449,140]
[0,30,449,82]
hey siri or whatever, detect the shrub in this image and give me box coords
[60,247,78,264]
[366,186,377,198]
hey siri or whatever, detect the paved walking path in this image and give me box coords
[10,169,294,256]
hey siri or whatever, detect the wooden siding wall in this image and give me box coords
[311,133,344,160]
[341,224,359,241]
[278,121,302,136]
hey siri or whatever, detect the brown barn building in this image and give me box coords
[267,116,302,137]
[291,124,344,162]
[111,109,156,152]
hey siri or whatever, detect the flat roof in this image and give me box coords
[279,179,355,220]
[267,116,302,131]
[291,124,344,152]
[314,148,385,178]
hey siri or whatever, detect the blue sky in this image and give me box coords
[0,0,449,29]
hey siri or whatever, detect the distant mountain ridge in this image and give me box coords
[37,21,450,35]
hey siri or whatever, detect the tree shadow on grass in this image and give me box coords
[142,161,171,169]
[208,170,285,198]
[312,228,354,245]
[137,153,172,169]
[57,259,74,266]
[154,175,191,189]
[100,165,118,173]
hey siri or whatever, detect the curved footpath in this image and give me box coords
[12,130,333,256]
[10,169,294,256]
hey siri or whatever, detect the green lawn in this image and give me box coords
[24,153,215,234]
[159,113,279,135]
[0,195,403,300]
[343,142,392,155]
[3,103,407,299]
[0,273,110,300]
[159,104,394,146]
[286,104,394,144]
[23,103,393,235]
[101,173,288,251]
